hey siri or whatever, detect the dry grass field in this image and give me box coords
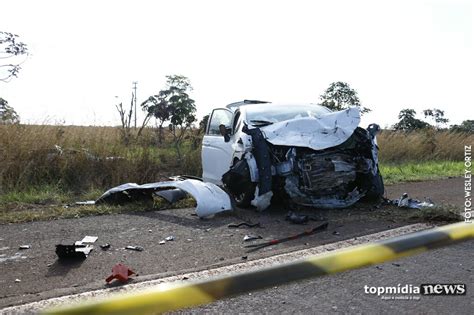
[0,124,471,207]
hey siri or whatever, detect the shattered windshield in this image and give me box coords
[246,104,331,126]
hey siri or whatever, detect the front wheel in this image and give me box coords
[233,182,257,207]
[364,169,385,201]
[222,159,257,208]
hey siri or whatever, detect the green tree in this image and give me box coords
[393,108,430,131]
[0,31,28,82]
[140,92,172,144]
[450,120,474,133]
[0,97,20,124]
[166,75,196,159]
[423,108,449,129]
[319,81,370,114]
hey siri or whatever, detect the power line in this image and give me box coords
[132,81,138,128]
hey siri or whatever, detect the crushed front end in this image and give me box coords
[222,107,384,210]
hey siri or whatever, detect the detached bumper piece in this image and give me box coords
[91,179,233,218]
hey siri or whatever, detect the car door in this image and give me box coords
[202,108,234,184]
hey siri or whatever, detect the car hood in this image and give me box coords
[259,107,360,151]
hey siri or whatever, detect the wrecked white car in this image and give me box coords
[202,100,384,211]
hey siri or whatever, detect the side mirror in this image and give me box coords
[219,124,231,142]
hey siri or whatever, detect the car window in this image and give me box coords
[207,109,232,135]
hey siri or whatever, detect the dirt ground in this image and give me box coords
[0,177,465,308]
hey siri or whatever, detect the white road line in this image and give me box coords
[1,223,432,314]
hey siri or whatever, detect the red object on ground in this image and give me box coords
[105,263,135,283]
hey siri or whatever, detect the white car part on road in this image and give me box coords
[96,179,233,218]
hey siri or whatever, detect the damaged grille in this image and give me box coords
[297,153,357,196]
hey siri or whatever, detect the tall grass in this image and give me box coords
[0,124,202,194]
[377,129,472,162]
[0,125,471,195]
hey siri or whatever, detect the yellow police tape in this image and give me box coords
[44,222,473,315]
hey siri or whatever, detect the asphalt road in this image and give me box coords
[183,240,473,315]
[0,177,467,310]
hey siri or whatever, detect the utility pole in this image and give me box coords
[132,81,138,128]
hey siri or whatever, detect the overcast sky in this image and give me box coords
[1,0,472,128]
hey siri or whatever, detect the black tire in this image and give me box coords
[222,159,257,208]
[365,169,385,201]
[233,182,257,208]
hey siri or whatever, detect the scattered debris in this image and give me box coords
[228,222,261,228]
[106,263,135,284]
[100,244,111,250]
[285,211,324,224]
[125,246,143,252]
[56,244,93,259]
[251,190,273,212]
[165,236,174,241]
[286,211,310,224]
[19,245,31,250]
[243,235,263,242]
[245,222,328,252]
[386,194,435,209]
[80,236,98,243]
[75,201,96,206]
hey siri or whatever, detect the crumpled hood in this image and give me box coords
[260,107,360,151]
